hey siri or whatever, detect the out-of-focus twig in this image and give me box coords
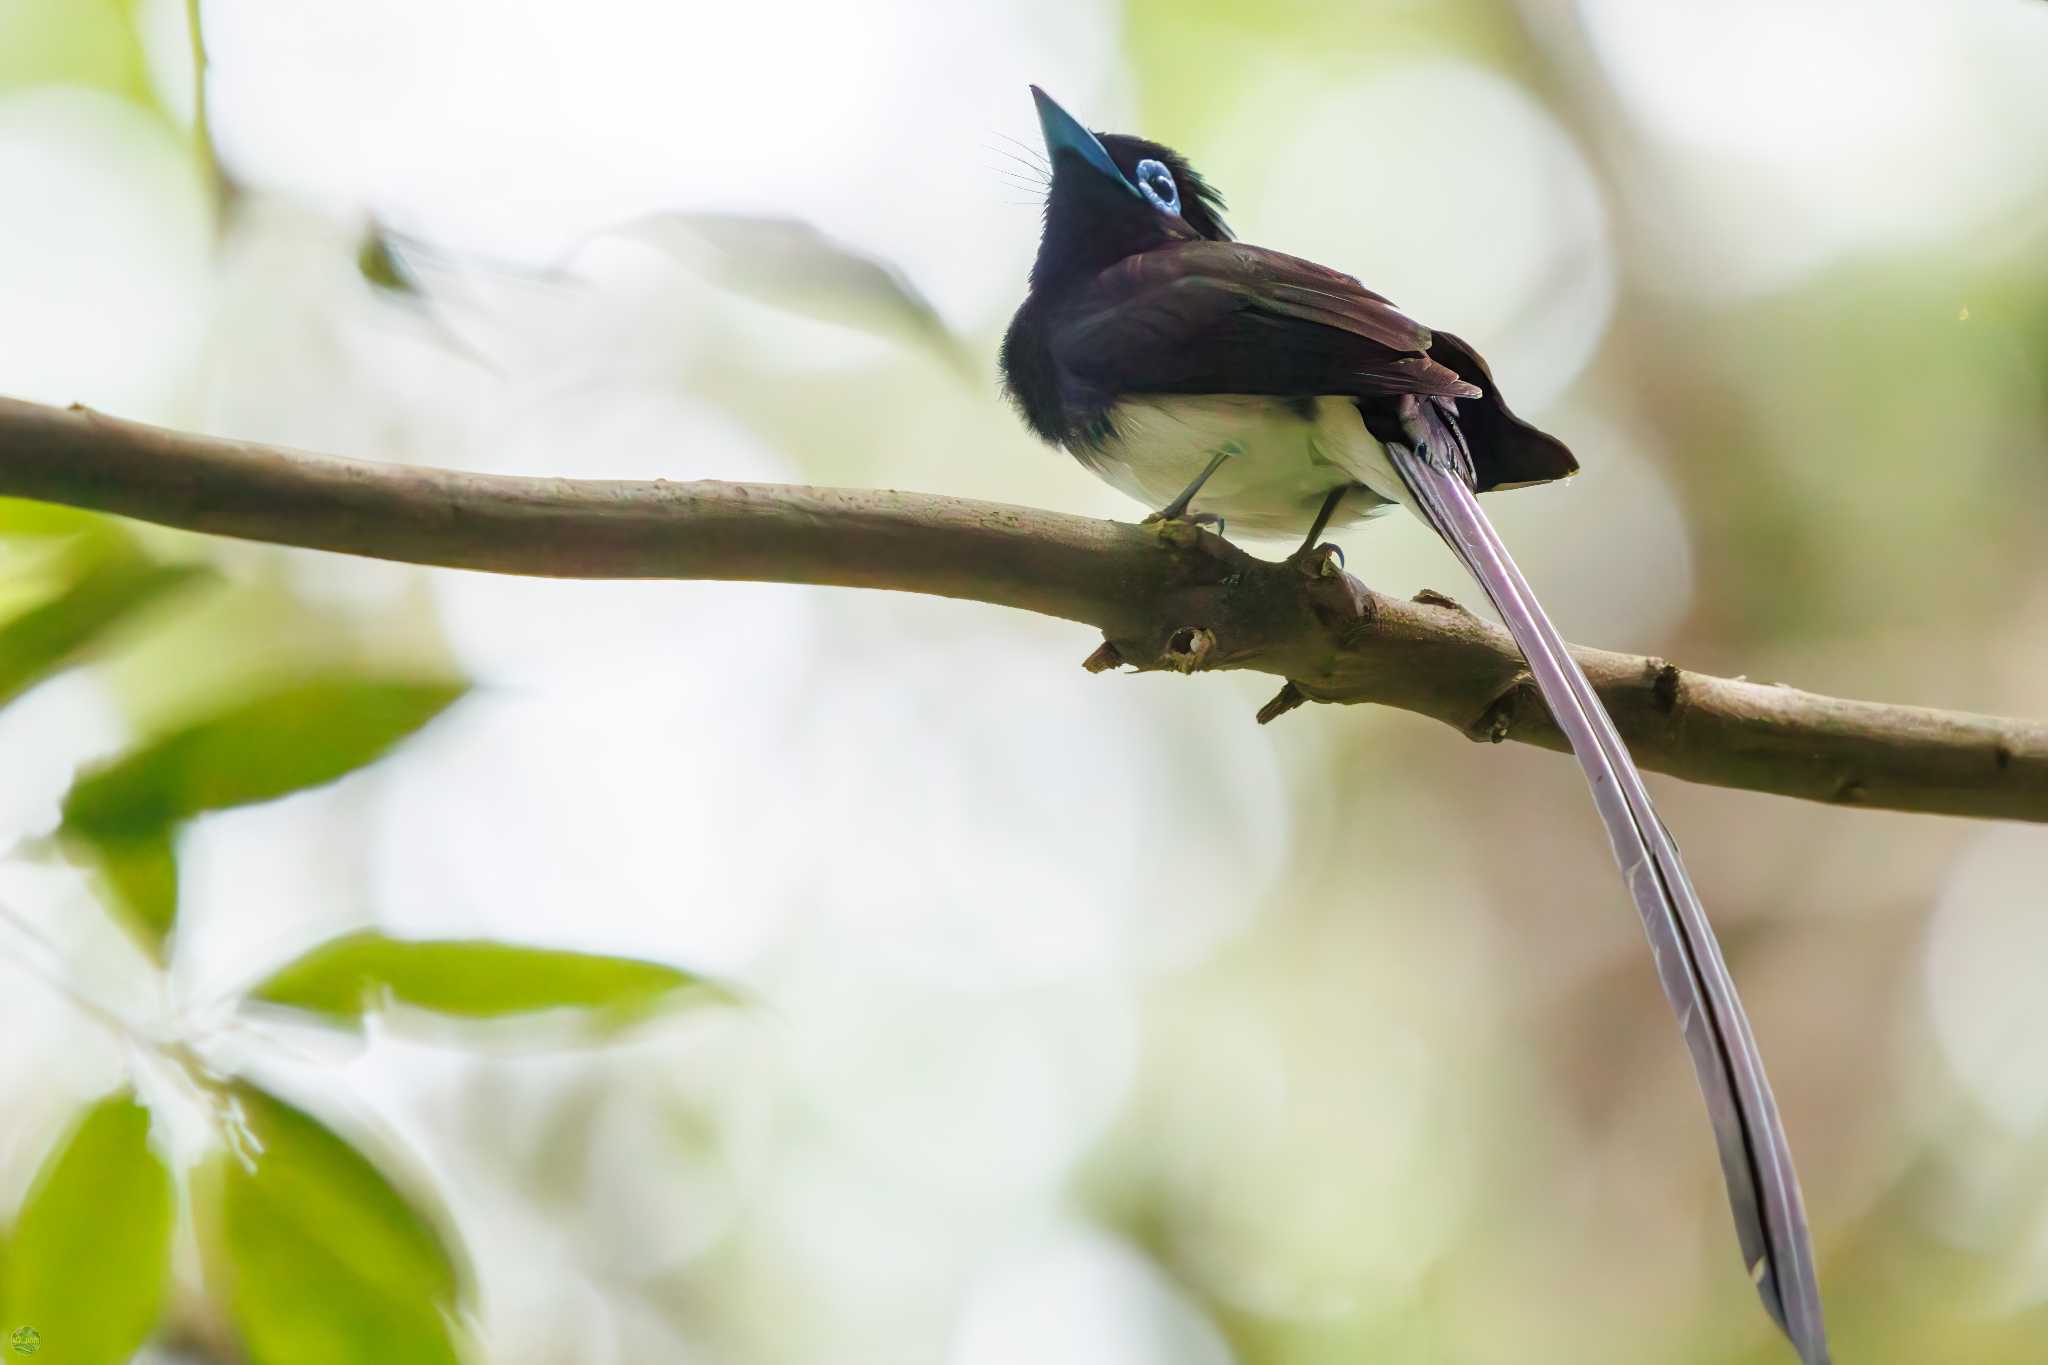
[2,396,2043,822]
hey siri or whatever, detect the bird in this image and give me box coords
[1001,86,1828,1364]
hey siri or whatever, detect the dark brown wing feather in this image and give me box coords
[1047,241,1477,406]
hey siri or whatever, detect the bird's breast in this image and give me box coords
[1069,394,1401,538]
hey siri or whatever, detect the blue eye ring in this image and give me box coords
[1134,158,1180,215]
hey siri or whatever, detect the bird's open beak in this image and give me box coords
[1030,86,1138,196]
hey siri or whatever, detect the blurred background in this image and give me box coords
[2,0,2047,1361]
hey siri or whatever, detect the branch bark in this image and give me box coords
[4,396,2043,822]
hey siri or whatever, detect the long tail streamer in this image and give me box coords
[1385,406,1827,1365]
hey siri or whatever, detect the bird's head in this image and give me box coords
[1027,86,1231,290]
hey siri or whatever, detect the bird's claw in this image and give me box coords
[1142,511,1226,548]
[1289,542,1345,578]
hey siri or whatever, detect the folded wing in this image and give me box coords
[1047,241,1475,402]
[1046,242,1575,490]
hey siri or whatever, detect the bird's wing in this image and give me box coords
[1371,397,1829,1365]
[1046,244,1576,489]
[1047,241,1478,402]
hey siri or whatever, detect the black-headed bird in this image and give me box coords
[1001,86,1827,1365]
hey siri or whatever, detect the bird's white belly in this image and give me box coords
[1071,394,1404,539]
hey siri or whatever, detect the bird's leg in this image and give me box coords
[1298,485,1347,555]
[1287,485,1350,575]
[1142,449,1232,525]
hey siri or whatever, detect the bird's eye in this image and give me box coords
[1134,158,1180,216]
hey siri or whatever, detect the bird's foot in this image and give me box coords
[1287,542,1345,579]
[1141,508,1225,528]
[1142,511,1225,548]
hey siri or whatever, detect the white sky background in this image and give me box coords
[3,1,2048,1360]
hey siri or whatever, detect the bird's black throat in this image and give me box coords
[1004,133,1236,446]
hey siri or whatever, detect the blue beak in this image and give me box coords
[1031,86,1138,196]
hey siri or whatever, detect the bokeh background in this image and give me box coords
[3,0,2048,1361]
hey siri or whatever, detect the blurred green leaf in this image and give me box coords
[0,0,150,102]
[1,1090,173,1365]
[0,559,206,709]
[356,229,416,294]
[619,212,973,376]
[251,930,728,1029]
[62,678,466,840]
[58,678,460,956]
[202,1086,463,1365]
[349,228,522,375]
[0,498,108,540]
[86,828,179,951]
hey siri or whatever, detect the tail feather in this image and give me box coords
[1384,403,1828,1364]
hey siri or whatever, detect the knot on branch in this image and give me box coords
[1294,566,1373,639]
[1147,520,1250,591]
[1411,587,1471,615]
[1149,518,1207,550]
[1256,682,1308,725]
[1081,640,1126,674]
[1648,658,1682,713]
[1471,674,1539,745]
[1163,626,1216,673]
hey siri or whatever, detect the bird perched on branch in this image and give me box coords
[1001,85,1827,1364]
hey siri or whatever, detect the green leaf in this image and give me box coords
[85,828,179,951]
[356,229,416,295]
[619,212,974,376]
[0,0,151,104]
[0,498,105,540]
[62,678,465,840]
[1,1090,174,1365]
[251,931,727,1030]
[0,559,206,709]
[202,1086,464,1365]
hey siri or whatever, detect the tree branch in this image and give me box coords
[4,396,2043,822]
